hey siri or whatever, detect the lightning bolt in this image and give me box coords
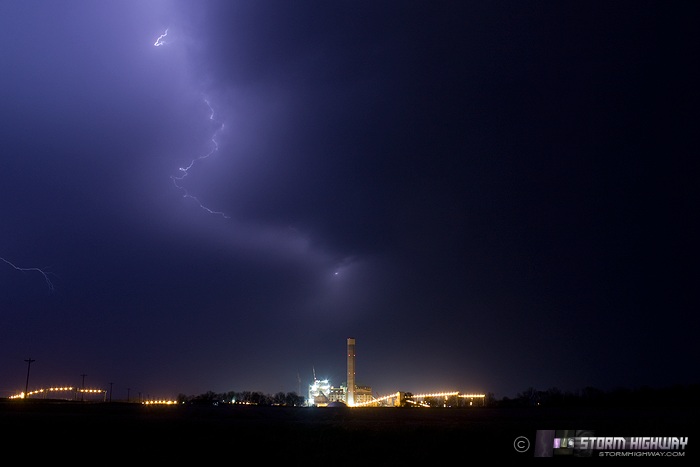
[1,256,55,292]
[153,29,229,219]
[170,98,229,218]
[154,28,168,47]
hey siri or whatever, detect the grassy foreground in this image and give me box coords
[1,400,695,462]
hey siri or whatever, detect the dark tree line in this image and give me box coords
[177,390,305,407]
[490,383,700,408]
[176,383,699,409]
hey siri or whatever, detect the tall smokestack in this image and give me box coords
[347,337,356,406]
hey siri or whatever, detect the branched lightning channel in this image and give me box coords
[170,98,229,218]
[154,28,168,47]
[1,257,55,292]
[153,29,229,219]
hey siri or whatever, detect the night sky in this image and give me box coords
[1,0,697,401]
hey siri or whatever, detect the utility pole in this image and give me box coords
[24,358,35,399]
[80,374,87,401]
[109,382,113,403]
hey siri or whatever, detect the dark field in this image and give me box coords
[1,400,695,462]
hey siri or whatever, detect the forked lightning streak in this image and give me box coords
[153,29,229,219]
[1,256,55,292]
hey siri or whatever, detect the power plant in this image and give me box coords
[307,337,486,408]
[308,337,372,407]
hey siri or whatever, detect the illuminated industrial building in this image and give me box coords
[307,337,370,407]
[308,377,331,406]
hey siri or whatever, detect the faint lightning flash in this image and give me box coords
[154,28,168,47]
[170,99,229,218]
[1,256,55,292]
[153,28,229,218]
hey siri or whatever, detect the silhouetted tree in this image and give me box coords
[285,392,304,406]
[273,392,286,405]
[517,387,539,407]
